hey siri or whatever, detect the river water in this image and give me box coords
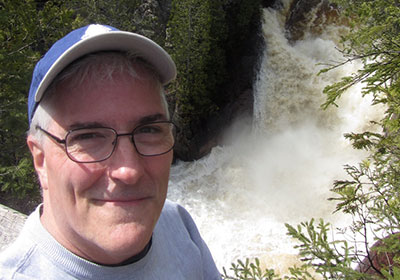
[168,1,383,273]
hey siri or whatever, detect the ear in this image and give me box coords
[27,135,48,190]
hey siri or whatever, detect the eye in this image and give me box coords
[67,128,113,144]
[73,132,105,140]
[136,124,162,134]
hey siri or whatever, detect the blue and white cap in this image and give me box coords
[28,24,177,124]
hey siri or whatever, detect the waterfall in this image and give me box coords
[168,1,384,273]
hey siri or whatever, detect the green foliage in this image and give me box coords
[167,0,262,124]
[167,0,227,122]
[225,0,263,42]
[285,219,357,279]
[0,158,39,200]
[222,258,281,280]
[381,267,400,280]
[0,0,80,205]
[321,0,400,109]
[63,0,165,44]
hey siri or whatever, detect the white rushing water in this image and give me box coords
[168,1,383,274]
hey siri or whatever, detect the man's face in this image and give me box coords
[29,71,173,264]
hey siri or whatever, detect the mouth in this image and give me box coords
[93,196,151,206]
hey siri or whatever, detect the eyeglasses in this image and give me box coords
[36,121,176,163]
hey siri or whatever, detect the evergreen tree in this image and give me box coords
[0,0,80,210]
[167,0,227,122]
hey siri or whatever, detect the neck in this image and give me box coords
[100,237,152,267]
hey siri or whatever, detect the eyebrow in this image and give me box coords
[137,114,166,124]
[68,122,104,130]
[67,114,167,131]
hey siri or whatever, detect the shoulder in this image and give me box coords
[157,200,211,257]
[161,200,191,219]
[0,235,37,279]
[0,206,44,279]
[160,200,199,235]
[155,200,222,279]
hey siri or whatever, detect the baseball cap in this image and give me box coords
[27,24,177,124]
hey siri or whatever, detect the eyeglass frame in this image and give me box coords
[35,121,177,163]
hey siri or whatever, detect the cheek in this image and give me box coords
[46,154,106,197]
[43,148,70,189]
[145,154,172,186]
[69,167,108,198]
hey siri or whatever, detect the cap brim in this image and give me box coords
[35,31,176,102]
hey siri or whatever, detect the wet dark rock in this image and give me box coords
[285,0,340,42]
[357,234,400,277]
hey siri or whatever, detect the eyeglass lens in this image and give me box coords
[65,122,175,163]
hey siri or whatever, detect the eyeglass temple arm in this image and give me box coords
[35,126,66,144]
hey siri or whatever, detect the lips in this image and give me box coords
[103,197,147,202]
[92,195,152,206]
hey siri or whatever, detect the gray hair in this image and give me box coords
[28,51,170,141]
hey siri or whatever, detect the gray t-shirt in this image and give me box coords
[0,200,221,280]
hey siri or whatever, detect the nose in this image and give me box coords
[108,135,144,185]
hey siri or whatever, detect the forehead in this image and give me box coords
[49,72,166,130]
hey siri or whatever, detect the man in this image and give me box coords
[0,24,221,279]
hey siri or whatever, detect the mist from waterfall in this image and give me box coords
[168,1,384,273]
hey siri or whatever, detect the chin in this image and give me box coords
[91,224,152,264]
